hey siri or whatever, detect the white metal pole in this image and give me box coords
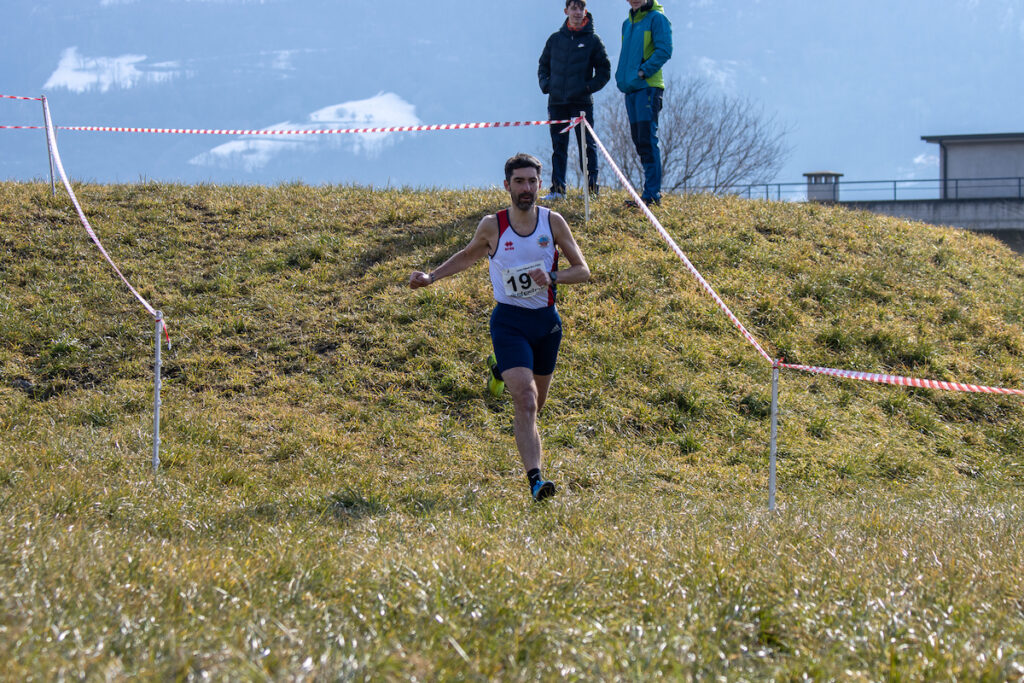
[152,311,163,473]
[41,96,56,197]
[580,110,589,223]
[769,361,780,511]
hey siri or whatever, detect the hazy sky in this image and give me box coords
[2,0,1023,190]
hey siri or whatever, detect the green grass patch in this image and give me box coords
[2,182,1024,678]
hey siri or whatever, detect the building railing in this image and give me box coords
[682,176,1024,203]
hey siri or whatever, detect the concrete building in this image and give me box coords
[801,132,1024,251]
[803,171,842,202]
[921,132,1024,199]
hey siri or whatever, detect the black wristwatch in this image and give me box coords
[550,270,558,283]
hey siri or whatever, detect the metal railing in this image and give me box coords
[681,176,1024,203]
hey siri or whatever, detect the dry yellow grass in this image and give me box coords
[1,181,1023,679]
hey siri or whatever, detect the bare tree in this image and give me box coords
[588,75,789,195]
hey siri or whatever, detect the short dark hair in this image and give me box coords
[504,153,542,182]
[565,0,585,8]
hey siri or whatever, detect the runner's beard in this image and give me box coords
[514,193,535,210]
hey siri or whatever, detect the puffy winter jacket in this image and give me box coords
[537,13,611,105]
[615,0,673,93]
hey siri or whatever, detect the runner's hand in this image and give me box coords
[409,271,432,289]
[528,268,551,287]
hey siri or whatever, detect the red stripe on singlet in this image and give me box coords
[497,209,511,238]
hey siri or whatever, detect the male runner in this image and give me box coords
[409,153,591,501]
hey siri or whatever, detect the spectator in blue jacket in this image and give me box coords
[615,0,672,206]
[538,0,611,200]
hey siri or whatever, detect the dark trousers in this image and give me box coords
[547,102,598,193]
[625,88,664,202]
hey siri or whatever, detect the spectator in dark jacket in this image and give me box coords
[538,0,611,199]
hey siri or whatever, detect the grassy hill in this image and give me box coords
[1,181,1023,679]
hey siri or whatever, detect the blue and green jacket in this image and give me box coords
[615,0,673,93]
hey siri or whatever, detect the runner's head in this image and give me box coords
[504,153,542,183]
[504,153,542,211]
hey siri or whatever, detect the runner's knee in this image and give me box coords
[510,383,538,415]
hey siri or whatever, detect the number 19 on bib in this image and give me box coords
[502,260,545,298]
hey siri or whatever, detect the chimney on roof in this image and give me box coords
[804,171,843,203]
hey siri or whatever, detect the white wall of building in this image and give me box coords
[942,140,1024,198]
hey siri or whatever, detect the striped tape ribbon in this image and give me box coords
[40,99,168,344]
[583,119,1023,396]
[3,119,572,136]
[0,94,43,101]
[12,97,1024,394]
[779,362,1024,395]
[583,119,775,364]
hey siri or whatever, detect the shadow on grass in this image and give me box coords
[323,488,389,521]
[336,213,481,281]
[222,486,470,531]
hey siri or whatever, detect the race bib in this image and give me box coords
[502,260,545,298]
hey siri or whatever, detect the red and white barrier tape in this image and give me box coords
[780,362,1024,396]
[14,100,1024,396]
[583,119,774,364]
[584,119,1024,397]
[559,116,585,134]
[1,94,43,101]
[3,119,573,136]
[40,98,169,345]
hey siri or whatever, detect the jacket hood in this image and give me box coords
[630,1,664,20]
[560,11,595,36]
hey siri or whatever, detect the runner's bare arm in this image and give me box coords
[528,211,590,287]
[409,215,499,289]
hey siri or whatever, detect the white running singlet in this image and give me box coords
[488,207,559,309]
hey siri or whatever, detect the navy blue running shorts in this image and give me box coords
[489,303,563,376]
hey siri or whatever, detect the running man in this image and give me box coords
[409,153,591,501]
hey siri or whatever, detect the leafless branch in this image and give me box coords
[586,75,789,195]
